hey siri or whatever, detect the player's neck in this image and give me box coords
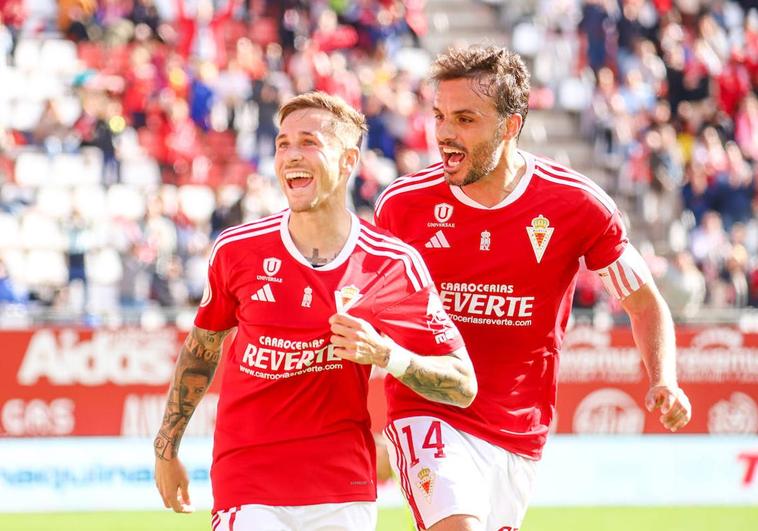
[460,145,525,208]
[288,206,352,267]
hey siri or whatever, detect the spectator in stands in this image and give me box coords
[735,93,758,160]
[0,258,26,304]
[578,0,614,73]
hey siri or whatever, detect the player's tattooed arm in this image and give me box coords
[154,326,233,460]
[397,349,477,407]
[329,313,477,407]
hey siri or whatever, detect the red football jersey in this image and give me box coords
[195,210,463,510]
[375,151,629,459]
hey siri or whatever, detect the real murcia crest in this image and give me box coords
[263,257,282,277]
[417,467,434,500]
[301,286,313,308]
[479,230,491,251]
[434,203,453,223]
[526,214,554,263]
[334,285,362,312]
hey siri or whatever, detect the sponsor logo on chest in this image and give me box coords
[257,257,284,283]
[427,202,455,228]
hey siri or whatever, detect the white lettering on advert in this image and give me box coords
[16,329,177,386]
[1,398,75,436]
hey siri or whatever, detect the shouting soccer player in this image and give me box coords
[154,92,477,530]
[374,46,692,531]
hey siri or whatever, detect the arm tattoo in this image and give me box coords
[154,327,232,460]
[398,355,476,407]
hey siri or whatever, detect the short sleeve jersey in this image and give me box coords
[374,151,628,459]
[196,210,463,511]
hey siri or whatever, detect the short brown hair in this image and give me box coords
[277,91,368,148]
[432,45,530,126]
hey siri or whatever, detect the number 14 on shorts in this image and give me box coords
[401,420,446,465]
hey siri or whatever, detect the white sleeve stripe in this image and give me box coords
[620,260,641,292]
[374,175,445,218]
[594,245,651,300]
[216,212,284,240]
[534,168,616,214]
[374,166,441,209]
[209,226,279,265]
[535,157,615,205]
[360,225,434,285]
[358,232,429,288]
[357,238,422,291]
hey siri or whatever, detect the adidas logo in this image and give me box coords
[425,230,450,249]
[250,284,276,302]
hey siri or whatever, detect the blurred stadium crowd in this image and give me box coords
[0,0,756,326]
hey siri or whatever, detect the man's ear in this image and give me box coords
[342,147,360,176]
[504,113,523,141]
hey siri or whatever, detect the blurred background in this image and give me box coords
[0,0,756,529]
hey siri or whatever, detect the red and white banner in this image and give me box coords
[556,325,758,434]
[0,328,220,437]
[0,326,756,437]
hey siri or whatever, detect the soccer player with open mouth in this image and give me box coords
[153,92,477,530]
[375,45,692,531]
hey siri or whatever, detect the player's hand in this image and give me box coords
[645,385,691,432]
[155,456,195,513]
[329,312,391,367]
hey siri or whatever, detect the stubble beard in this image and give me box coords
[447,124,505,187]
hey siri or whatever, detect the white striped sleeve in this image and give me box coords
[593,245,653,300]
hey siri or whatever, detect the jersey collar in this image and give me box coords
[448,149,535,210]
[279,209,360,271]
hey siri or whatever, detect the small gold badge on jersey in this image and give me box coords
[526,214,554,263]
[417,467,434,500]
[335,285,362,312]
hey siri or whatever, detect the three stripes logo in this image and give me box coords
[250,283,276,302]
[425,230,450,249]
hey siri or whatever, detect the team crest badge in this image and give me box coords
[417,467,434,500]
[263,257,282,277]
[526,215,554,263]
[434,203,453,223]
[334,285,362,312]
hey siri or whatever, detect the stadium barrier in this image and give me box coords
[0,435,754,511]
[0,325,756,438]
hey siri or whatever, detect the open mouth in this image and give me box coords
[285,170,314,189]
[441,147,466,171]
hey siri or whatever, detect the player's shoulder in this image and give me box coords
[528,152,617,215]
[209,210,286,264]
[374,162,446,219]
[355,218,433,290]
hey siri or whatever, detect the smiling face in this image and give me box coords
[274,108,357,213]
[433,78,507,187]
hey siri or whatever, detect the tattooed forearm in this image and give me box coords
[398,354,477,407]
[154,326,233,460]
